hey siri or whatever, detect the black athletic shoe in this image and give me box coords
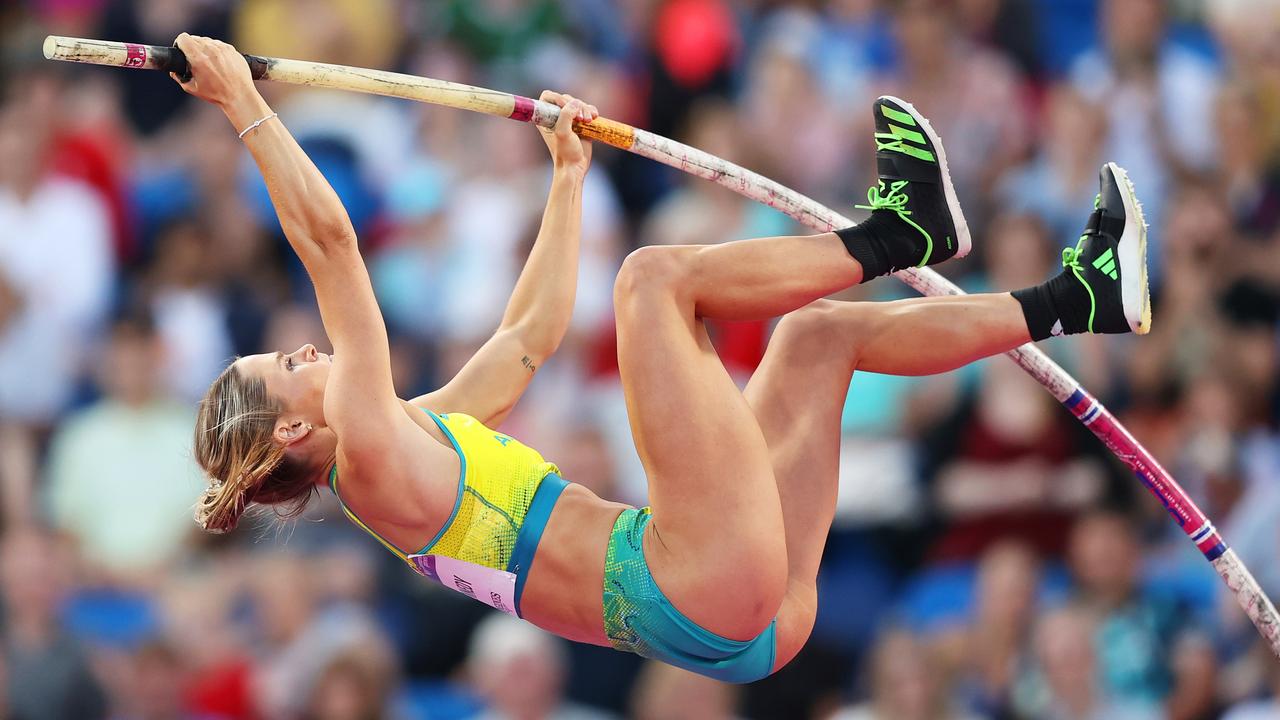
[855,96,971,269]
[1058,162,1151,335]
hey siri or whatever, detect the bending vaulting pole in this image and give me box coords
[43,35,1280,655]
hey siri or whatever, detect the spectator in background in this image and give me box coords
[116,641,191,720]
[1208,0,1280,166]
[922,359,1108,563]
[160,570,256,720]
[249,553,396,720]
[301,651,397,720]
[1017,605,1160,720]
[739,9,853,200]
[140,219,234,403]
[1216,281,1280,431]
[466,614,615,720]
[949,541,1043,718]
[1071,0,1221,280]
[45,311,203,579]
[813,0,893,116]
[437,119,545,354]
[1066,511,1211,719]
[881,0,1032,228]
[831,629,979,720]
[954,0,1041,80]
[998,85,1107,247]
[370,162,451,345]
[1126,184,1233,397]
[0,72,114,526]
[1,528,108,720]
[1223,652,1280,720]
[630,661,740,720]
[1217,81,1280,240]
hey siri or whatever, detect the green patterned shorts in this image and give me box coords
[601,507,777,683]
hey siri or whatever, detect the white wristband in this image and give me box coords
[237,111,278,139]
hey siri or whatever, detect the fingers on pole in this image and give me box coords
[556,99,581,136]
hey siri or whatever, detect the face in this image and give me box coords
[102,327,162,406]
[236,344,332,444]
[896,0,951,68]
[1105,0,1163,61]
[1069,514,1138,599]
[1037,610,1095,688]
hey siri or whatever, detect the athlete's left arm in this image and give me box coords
[412,91,596,426]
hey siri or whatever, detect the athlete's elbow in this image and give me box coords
[278,209,356,253]
[309,215,358,251]
[297,224,358,261]
[517,339,557,371]
[499,320,565,366]
[288,199,357,250]
[519,328,568,367]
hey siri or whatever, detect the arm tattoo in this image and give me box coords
[521,355,537,374]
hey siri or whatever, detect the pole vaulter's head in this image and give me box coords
[193,346,334,532]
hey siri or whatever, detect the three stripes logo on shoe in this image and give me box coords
[879,105,935,163]
[1093,248,1118,280]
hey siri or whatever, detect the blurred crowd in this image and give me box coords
[1,0,1279,718]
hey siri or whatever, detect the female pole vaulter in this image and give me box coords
[181,33,1149,682]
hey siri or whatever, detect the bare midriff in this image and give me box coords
[519,484,629,645]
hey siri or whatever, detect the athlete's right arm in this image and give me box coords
[173,34,404,451]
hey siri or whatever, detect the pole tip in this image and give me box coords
[42,36,57,60]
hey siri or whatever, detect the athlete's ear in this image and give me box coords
[274,417,313,446]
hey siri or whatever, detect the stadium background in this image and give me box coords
[1,0,1279,718]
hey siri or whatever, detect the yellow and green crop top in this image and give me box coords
[328,409,560,572]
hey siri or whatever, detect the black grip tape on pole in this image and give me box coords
[158,44,191,80]
[160,43,269,82]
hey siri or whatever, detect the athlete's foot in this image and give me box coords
[837,96,972,281]
[1064,162,1151,334]
[1013,162,1151,339]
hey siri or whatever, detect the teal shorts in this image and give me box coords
[602,507,777,684]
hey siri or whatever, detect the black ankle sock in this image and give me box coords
[1012,271,1091,340]
[836,216,925,282]
[836,225,889,281]
[1011,284,1057,340]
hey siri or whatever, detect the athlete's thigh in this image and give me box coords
[615,291,785,635]
[743,301,856,583]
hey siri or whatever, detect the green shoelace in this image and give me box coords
[1061,235,1098,333]
[1061,196,1104,332]
[856,180,934,267]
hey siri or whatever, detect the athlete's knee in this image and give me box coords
[775,299,882,361]
[614,245,693,305]
[776,299,840,339]
[696,538,788,636]
[773,299,849,355]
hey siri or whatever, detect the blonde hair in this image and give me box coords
[193,362,315,532]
